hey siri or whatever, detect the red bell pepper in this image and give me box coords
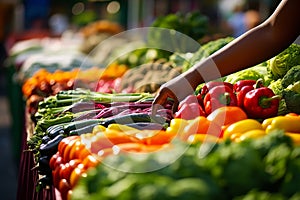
[200,81,233,99]
[174,102,206,120]
[236,85,254,108]
[233,80,256,92]
[243,87,280,119]
[203,85,237,115]
[234,79,265,108]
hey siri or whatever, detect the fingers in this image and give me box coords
[152,87,178,115]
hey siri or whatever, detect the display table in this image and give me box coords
[16,111,57,200]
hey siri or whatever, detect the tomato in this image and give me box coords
[82,155,100,169]
[52,163,63,188]
[69,164,86,188]
[53,155,64,170]
[58,136,79,155]
[58,179,71,200]
[59,159,80,183]
[67,190,73,200]
[49,152,60,170]
[68,140,85,160]
[207,106,247,127]
[63,137,80,163]
[78,147,92,161]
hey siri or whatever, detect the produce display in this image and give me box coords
[7,13,300,200]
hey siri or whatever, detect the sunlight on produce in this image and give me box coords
[1,1,300,200]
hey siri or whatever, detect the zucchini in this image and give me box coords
[100,113,166,127]
[69,123,100,136]
[63,119,103,134]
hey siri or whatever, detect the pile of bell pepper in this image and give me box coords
[175,79,280,120]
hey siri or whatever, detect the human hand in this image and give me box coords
[151,73,196,115]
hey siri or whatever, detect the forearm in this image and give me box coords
[187,0,300,87]
[212,23,298,77]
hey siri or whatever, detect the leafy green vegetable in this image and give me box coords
[72,130,300,200]
[280,65,300,114]
[268,79,289,115]
[149,11,208,46]
[281,65,300,88]
[224,66,266,84]
[283,89,300,114]
[267,43,300,80]
[183,37,234,71]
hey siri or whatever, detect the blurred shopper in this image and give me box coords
[226,3,247,38]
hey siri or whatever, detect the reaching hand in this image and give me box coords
[151,72,197,115]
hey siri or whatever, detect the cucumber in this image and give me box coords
[69,123,100,136]
[63,119,103,134]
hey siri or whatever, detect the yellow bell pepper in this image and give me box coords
[166,118,189,136]
[239,129,266,141]
[223,119,263,139]
[106,123,140,135]
[187,134,221,144]
[266,116,300,133]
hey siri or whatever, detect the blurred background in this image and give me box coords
[0,0,282,199]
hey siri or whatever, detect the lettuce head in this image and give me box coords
[268,43,300,80]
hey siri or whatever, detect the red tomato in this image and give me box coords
[49,152,60,170]
[52,164,63,188]
[58,179,71,200]
[82,155,100,169]
[67,190,73,200]
[68,140,85,160]
[63,138,80,163]
[53,156,64,170]
[78,147,91,161]
[69,164,86,188]
[58,136,79,155]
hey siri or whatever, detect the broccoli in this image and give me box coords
[267,43,300,80]
[280,65,300,114]
[281,65,300,88]
[268,79,289,115]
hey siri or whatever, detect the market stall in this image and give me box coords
[5,11,300,200]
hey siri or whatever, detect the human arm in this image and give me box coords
[152,0,300,114]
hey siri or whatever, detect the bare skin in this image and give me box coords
[152,0,300,114]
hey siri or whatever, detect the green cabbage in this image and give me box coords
[224,66,266,84]
[183,37,234,71]
[267,43,300,80]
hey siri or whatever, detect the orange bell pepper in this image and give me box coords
[206,106,248,127]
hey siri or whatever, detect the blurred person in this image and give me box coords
[152,0,300,114]
[226,3,247,38]
[244,9,261,30]
[49,13,69,36]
